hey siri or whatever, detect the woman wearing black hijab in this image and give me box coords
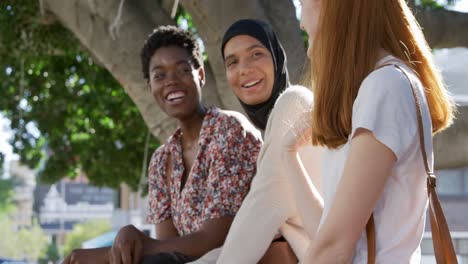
[189,19,323,264]
[221,19,290,130]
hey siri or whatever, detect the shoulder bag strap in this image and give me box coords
[366,63,457,264]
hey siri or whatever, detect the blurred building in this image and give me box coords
[421,48,468,263]
[422,166,468,263]
[9,160,36,227]
[34,174,117,243]
[112,183,154,237]
[79,184,155,249]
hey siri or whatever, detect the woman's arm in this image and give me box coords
[214,87,318,264]
[282,148,323,241]
[278,86,324,241]
[303,129,396,263]
[143,217,234,258]
[106,217,233,264]
[281,110,323,241]
[155,219,179,240]
[63,247,110,264]
[214,154,296,263]
[63,217,232,264]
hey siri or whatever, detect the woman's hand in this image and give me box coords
[62,247,110,264]
[110,225,154,264]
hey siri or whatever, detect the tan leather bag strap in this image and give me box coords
[366,214,376,263]
[365,63,457,264]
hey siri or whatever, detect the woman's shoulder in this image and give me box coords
[359,62,415,103]
[211,107,262,140]
[365,63,410,84]
[278,85,314,104]
[264,85,314,138]
[272,85,314,115]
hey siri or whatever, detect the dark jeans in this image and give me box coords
[141,252,198,264]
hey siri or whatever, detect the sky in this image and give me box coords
[0,113,15,177]
[1,0,468,176]
[453,0,468,12]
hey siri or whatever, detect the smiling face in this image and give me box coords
[300,0,321,58]
[148,45,204,119]
[223,35,275,105]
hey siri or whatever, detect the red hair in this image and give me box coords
[309,0,455,149]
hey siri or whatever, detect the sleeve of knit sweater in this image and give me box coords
[279,93,324,243]
[210,86,316,264]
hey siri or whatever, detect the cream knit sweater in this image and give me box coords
[189,85,323,264]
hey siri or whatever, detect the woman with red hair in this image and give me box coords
[288,0,455,262]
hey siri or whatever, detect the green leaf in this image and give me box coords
[0,0,159,190]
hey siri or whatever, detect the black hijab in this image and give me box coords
[221,19,290,130]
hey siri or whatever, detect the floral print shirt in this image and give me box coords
[146,107,262,236]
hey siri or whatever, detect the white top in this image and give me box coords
[320,56,433,263]
[189,85,320,264]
